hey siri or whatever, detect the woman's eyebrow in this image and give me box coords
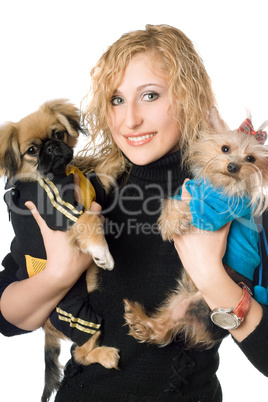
[136,83,165,91]
[112,83,165,96]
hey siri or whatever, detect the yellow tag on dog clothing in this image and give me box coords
[66,165,96,210]
[25,255,47,277]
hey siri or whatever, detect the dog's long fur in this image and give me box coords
[0,100,119,402]
[124,107,268,350]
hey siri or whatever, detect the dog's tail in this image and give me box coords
[41,323,63,402]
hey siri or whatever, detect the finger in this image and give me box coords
[224,221,232,230]
[219,221,232,237]
[25,201,49,235]
[181,179,191,204]
[90,201,102,214]
[89,201,104,224]
[217,221,232,233]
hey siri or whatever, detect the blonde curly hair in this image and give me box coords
[79,24,216,186]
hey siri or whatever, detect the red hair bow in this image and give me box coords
[238,118,267,144]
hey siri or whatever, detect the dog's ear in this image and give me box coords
[0,123,21,178]
[208,107,229,133]
[43,99,86,138]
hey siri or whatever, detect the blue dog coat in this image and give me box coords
[173,179,260,281]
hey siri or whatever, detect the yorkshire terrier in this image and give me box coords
[0,99,119,402]
[124,107,268,350]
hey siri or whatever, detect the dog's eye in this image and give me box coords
[221,145,230,153]
[246,155,256,163]
[52,130,65,140]
[26,146,38,155]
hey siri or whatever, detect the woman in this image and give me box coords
[0,24,267,401]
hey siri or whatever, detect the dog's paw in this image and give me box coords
[123,299,155,343]
[69,213,114,270]
[159,216,191,240]
[98,347,120,369]
[158,199,192,240]
[74,343,120,369]
[173,215,192,236]
[84,244,114,270]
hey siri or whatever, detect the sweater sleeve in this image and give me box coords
[237,212,268,375]
[234,305,268,376]
[0,253,31,337]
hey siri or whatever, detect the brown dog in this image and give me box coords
[124,107,268,350]
[0,100,119,402]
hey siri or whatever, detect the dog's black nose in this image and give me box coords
[45,143,58,156]
[227,162,239,174]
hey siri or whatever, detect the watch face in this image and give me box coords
[211,310,239,330]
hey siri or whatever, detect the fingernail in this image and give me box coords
[25,202,33,209]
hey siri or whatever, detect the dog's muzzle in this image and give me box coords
[38,138,73,175]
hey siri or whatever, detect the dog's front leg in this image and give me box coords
[68,212,114,270]
[158,198,192,241]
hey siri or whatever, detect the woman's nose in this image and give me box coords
[124,103,143,129]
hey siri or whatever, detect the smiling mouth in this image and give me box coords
[127,132,157,142]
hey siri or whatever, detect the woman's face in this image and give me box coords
[108,54,181,165]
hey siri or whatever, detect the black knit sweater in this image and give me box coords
[56,151,224,401]
[1,151,268,401]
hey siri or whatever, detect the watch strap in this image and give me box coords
[210,282,253,330]
[233,282,252,321]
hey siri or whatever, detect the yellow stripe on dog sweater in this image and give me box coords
[25,167,96,278]
[56,306,101,334]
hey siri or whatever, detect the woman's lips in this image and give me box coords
[125,132,157,146]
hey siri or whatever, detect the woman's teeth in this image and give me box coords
[128,133,156,142]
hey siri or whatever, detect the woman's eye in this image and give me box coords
[111,96,125,106]
[142,92,158,101]
[26,146,38,155]
[221,145,230,153]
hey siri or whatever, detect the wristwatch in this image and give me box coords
[210,282,252,330]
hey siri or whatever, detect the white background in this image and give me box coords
[0,1,267,401]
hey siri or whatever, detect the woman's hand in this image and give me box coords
[173,180,263,342]
[25,200,102,288]
[173,180,230,291]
